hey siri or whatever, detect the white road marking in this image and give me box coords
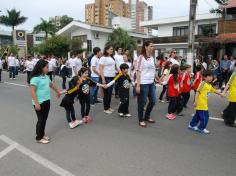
[0,143,18,159]
[0,135,75,176]
[209,117,224,122]
[4,82,28,87]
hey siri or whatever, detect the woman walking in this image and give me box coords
[136,41,157,127]
[99,44,117,114]
[30,59,60,144]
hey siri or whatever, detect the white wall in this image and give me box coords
[157,20,218,37]
[112,17,132,31]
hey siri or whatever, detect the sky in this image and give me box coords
[0,0,218,31]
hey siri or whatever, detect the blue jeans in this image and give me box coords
[190,110,209,130]
[9,66,15,79]
[137,83,157,122]
[90,77,99,104]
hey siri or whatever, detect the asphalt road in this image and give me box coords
[0,71,235,176]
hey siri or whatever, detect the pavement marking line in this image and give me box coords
[4,82,28,87]
[0,135,75,176]
[209,117,224,122]
[0,143,18,159]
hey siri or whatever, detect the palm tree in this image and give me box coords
[0,9,27,32]
[33,18,56,39]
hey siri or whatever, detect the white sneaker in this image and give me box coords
[198,128,210,134]
[10,78,13,80]
[119,113,124,117]
[188,125,198,131]
[69,122,75,129]
[104,110,112,114]
[74,120,83,126]
[109,108,114,112]
[124,114,132,117]
[36,138,50,144]
[13,78,16,80]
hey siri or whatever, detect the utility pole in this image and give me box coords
[187,0,198,72]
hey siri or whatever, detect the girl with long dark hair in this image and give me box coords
[166,64,183,120]
[30,59,61,144]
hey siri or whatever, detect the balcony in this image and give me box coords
[218,19,236,34]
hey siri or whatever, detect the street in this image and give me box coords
[0,71,235,176]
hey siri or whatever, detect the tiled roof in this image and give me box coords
[216,33,236,39]
[225,0,236,8]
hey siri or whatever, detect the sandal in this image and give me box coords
[146,118,156,123]
[139,121,147,128]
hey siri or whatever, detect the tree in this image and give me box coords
[58,15,73,29]
[33,18,56,39]
[107,28,137,57]
[36,36,70,57]
[210,0,228,17]
[0,9,27,32]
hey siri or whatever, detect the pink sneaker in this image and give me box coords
[170,114,176,120]
[82,117,88,123]
[166,114,172,120]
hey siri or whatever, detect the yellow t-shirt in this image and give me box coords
[195,81,216,110]
[227,72,236,102]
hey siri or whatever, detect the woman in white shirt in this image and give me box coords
[25,56,35,84]
[99,44,116,114]
[8,53,16,79]
[136,41,157,127]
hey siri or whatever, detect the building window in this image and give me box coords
[35,37,44,42]
[173,26,188,37]
[198,24,216,36]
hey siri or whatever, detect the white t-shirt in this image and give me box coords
[48,60,54,72]
[137,55,156,84]
[32,58,39,66]
[15,59,20,67]
[124,62,132,76]
[74,57,82,73]
[0,59,3,69]
[51,58,57,69]
[67,58,75,68]
[99,56,116,77]
[25,60,34,71]
[114,54,124,71]
[90,55,100,77]
[162,68,170,82]
[202,62,207,70]
[168,57,180,65]
[8,56,16,67]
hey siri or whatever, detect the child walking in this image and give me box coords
[106,63,132,117]
[60,58,69,90]
[193,65,202,93]
[60,76,83,129]
[222,64,236,127]
[30,59,61,144]
[188,70,224,134]
[78,67,104,123]
[159,61,171,103]
[166,64,183,120]
[182,64,192,108]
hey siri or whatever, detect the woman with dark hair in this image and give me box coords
[99,44,117,114]
[136,41,156,127]
[30,59,61,144]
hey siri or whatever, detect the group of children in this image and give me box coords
[160,61,236,134]
[29,57,236,143]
